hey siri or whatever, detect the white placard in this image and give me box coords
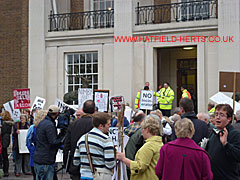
[3,100,21,122]
[108,127,129,146]
[18,129,29,154]
[94,91,109,112]
[56,149,63,163]
[139,90,154,110]
[210,92,240,114]
[31,96,46,111]
[55,98,77,113]
[78,88,93,109]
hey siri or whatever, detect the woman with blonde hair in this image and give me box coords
[117,114,163,180]
[1,111,14,177]
[155,118,213,180]
[26,110,47,180]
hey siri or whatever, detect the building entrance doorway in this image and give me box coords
[177,58,197,112]
[157,46,197,113]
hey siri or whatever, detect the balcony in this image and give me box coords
[49,9,114,32]
[136,0,217,25]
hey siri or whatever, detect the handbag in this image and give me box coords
[85,133,113,180]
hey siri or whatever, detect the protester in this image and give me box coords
[26,110,48,180]
[124,113,146,179]
[173,107,182,116]
[169,114,181,124]
[1,111,14,177]
[13,114,31,177]
[206,104,240,180]
[34,105,65,180]
[73,112,115,180]
[172,98,209,144]
[210,114,216,126]
[155,118,213,180]
[233,109,240,130]
[197,112,214,134]
[117,114,163,180]
[63,100,95,180]
[150,110,172,144]
[155,82,175,117]
[233,109,240,176]
[111,116,129,127]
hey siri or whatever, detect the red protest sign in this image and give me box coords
[13,88,30,109]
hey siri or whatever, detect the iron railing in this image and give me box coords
[49,9,114,31]
[136,0,217,25]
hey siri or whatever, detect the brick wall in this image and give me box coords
[0,0,29,106]
[71,0,84,13]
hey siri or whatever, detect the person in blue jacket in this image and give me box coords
[26,110,47,180]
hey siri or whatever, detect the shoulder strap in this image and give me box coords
[85,133,95,174]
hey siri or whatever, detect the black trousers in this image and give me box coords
[160,109,171,117]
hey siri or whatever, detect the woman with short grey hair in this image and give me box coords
[117,114,163,180]
[155,118,212,180]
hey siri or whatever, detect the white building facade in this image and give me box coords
[29,0,240,112]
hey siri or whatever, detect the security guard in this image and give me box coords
[155,82,175,117]
[181,85,191,99]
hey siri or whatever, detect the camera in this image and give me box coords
[57,108,76,129]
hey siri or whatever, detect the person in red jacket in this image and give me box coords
[155,118,213,180]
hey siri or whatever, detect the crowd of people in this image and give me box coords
[0,84,240,180]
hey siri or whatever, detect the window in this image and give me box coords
[66,52,98,104]
[93,0,114,11]
[181,0,210,21]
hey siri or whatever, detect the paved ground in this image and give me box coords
[2,156,71,180]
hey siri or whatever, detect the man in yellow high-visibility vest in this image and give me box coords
[155,82,175,117]
[208,102,215,115]
[181,85,191,99]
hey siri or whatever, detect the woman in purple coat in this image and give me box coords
[155,118,213,180]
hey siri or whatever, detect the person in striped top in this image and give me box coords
[73,112,115,180]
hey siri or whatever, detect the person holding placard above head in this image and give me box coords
[13,114,31,177]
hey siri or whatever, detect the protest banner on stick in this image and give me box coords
[13,88,30,109]
[78,88,93,109]
[31,96,46,111]
[93,90,109,112]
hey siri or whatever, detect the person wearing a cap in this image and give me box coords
[34,105,65,180]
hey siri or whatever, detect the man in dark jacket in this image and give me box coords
[34,105,65,180]
[172,98,209,144]
[63,100,95,180]
[207,104,240,180]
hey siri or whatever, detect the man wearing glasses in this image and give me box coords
[206,104,240,180]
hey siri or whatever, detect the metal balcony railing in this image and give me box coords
[136,0,217,25]
[49,9,114,32]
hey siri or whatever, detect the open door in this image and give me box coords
[177,58,197,113]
